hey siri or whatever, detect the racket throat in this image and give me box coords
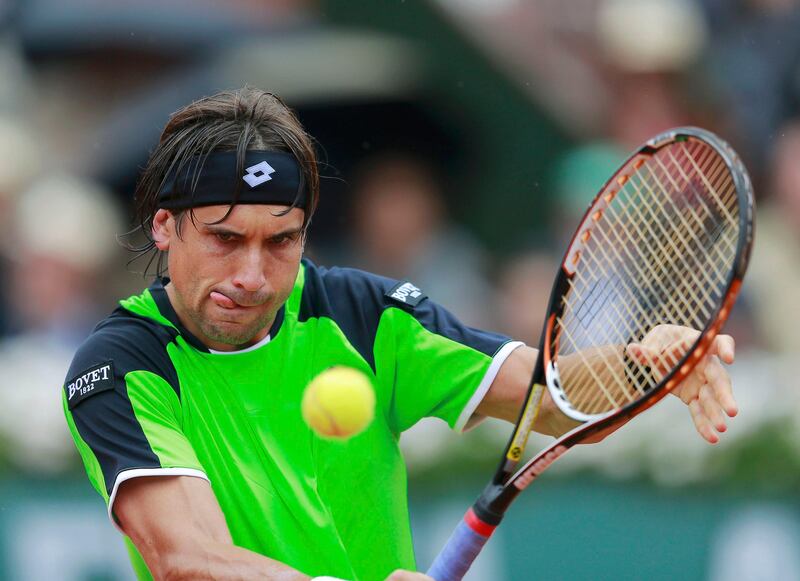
[472,484,510,526]
[498,382,547,479]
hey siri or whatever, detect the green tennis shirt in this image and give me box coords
[62,259,519,580]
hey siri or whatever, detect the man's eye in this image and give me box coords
[272,234,296,246]
[215,232,236,243]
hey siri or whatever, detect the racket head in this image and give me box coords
[539,126,754,424]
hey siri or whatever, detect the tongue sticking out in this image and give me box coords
[210,291,237,309]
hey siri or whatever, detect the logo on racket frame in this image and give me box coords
[513,445,568,490]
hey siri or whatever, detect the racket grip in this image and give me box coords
[426,508,497,581]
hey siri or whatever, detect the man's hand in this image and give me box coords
[484,325,739,443]
[384,571,434,581]
[627,324,738,444]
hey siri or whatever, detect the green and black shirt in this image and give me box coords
[63,259,521,580]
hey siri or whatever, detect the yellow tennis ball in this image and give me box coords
[302,366,376,440]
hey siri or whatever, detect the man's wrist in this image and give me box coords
[534,389,580,437]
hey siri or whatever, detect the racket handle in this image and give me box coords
[426,508,497,581]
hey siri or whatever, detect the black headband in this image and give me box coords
[157,150,306,210]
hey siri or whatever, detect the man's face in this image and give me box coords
[153,204,304,351]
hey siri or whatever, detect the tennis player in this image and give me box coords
[62,87,738,581]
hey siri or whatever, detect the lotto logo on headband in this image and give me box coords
[243,161,276,187]
[158,150,307,210]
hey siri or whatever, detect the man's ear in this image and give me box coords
[152,209,173,251]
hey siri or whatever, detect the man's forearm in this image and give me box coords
[116,476,310,581]
[147,538,310,581]
[478,346,579,437]
[481,337,652,437]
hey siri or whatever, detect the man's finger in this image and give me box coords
[709,334,736,365]
[699,383,727,433]
[689,398,719,444]
[626,343,652,366]
[662,336,696,365]
[628,337,694,374]
[672,367,704,403]
[703,354,738,417]
[626,344,668,379]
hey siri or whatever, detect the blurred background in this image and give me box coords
[0,0,796,579]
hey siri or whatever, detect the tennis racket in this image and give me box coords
[426,127,755,581]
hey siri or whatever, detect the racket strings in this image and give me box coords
[560,159,736,413]
[564,163,736,410]
[562,147,737,414]
[575,142,734,331]
[632,168,733,316]
[624,151,732,318]
[676,142,739,227]
[554,139,740,416]
[639,145,738,309]
[655,143,738,271]
[560,146,736,412]
[560,223,727,414]
[560,239,698,413]
[637,142,733,273]
[577,170,734,412]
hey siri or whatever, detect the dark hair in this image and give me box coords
[129,86,319,275]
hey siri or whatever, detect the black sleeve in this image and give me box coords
[63,310,185,496]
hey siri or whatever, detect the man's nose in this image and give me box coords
[232,250,267,292]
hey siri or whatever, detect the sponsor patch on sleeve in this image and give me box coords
[65,361,115,410]
[385,280,427,308]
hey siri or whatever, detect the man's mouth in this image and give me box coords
[210,291,238,309]
[210,290,266,310]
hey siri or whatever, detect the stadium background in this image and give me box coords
[0,0,797,579]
